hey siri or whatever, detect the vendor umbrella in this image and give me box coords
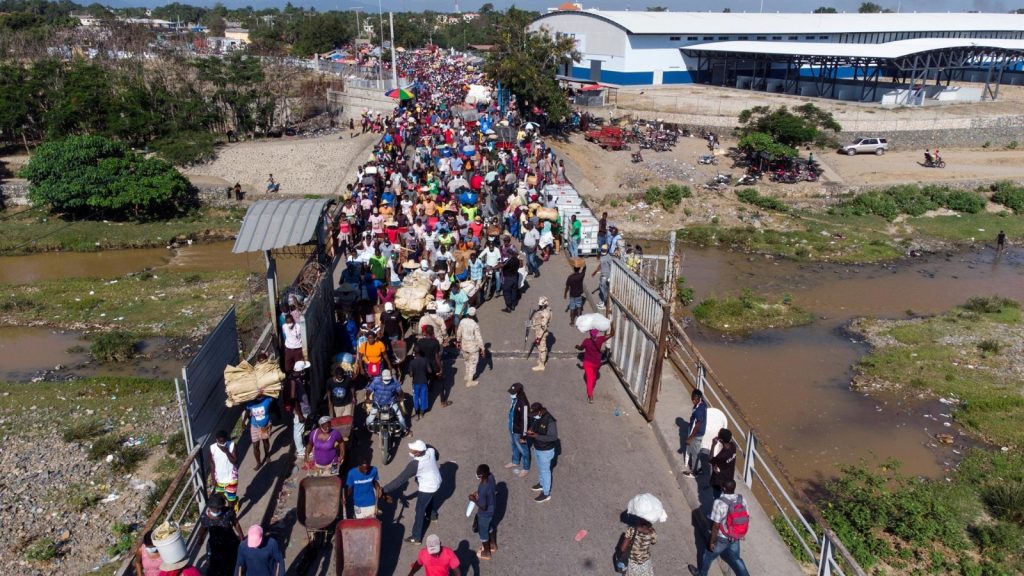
[385,87,415,100]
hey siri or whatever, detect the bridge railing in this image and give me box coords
[664,317,867,576]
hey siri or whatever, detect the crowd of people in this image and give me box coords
[140,47,753,576]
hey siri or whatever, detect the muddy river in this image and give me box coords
[677,245,1024,484]
[2,239,1021,484]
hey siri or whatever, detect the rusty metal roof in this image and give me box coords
[232,198,331,254]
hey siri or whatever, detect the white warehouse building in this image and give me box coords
[528,10,1024,102]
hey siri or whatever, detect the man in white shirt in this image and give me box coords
[208,430,239,512]
[521,222,542,278]
[689,480,751,576]
[383,440,443,545]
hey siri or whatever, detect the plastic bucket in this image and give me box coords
[152,525,186,564]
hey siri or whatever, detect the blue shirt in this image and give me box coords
[476,475,496,516]
[451,290,469,316]
[235,537,284,576]
[368,376,401,406]
[469,259,485,282]
[690,400,707,437]
[246,397,273,428]
[346,466,380,507]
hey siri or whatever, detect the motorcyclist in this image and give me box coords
[364,369,409,435]
[924,149,933,165]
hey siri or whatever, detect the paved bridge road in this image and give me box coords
[229,252,802,576]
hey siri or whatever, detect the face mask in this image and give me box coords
[409,453,417,459]
[533,415,541,420]
[509,393,517,399]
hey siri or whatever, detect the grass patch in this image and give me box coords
[830,184,986,221]
[0,205,245,254]
[0,377,175,440]
[66,483,103,512]
[106,522,137,558]
[90,330,139,363]
[23,537,58,562]
[62,418,107,442]
[88,435,148,473]
[679,210,903,264]
[735,187,789,212]
[855,297,1024,447]
[772,514,813,564]
[693,289,813,334]
[821,451,1024,575]
[907,212,1024,243]
[0,269,254,337]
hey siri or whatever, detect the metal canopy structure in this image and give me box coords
[232,198,332,254]
[683,39,1024,102]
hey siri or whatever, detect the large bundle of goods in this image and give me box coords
[224,360,285,407]
[535,206,559,222]
[575,313,611,333]
[395,274,433,316]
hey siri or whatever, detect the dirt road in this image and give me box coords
[824,147,1024,186]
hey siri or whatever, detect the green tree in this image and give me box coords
[486,7,578,123]
[646,6,668,11]
[203,12,226,36]
[813,6,838,12]
[291,12,352,56]
[738,104,841,148]
[22,135,193,221]
[737,131,798,160]
[858,2,887,12]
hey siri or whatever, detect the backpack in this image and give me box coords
[722,495,750,541]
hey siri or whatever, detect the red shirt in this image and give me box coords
[582,335,609,365]
[470,173,483,191]
[414,547,460,576]
[468,222,483,238]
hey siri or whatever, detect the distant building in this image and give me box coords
[73,13,102,27]
[205,36,245,52]
[225,28,250,43]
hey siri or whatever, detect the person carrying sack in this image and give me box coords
[615,518,657,575]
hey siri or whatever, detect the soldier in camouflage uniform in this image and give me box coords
[531,296,552,372]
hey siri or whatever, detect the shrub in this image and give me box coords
[106,522,136,558]
[736,187,789,212]
[87,435,123,460]
[66,484,102,512]
[644,184,691,211]
[832,185,985,221]
[21,135,193,221]
[1008,140,1019,150]
[675,276,695,306]
[23,537,58,561]
[978,339,1002,356]
[962,296,1019,315]
[90,331,138,363]
[991,181,1024,213]
[62,418,106,442]
[983,482,1024,525]
[166,429,188,459]
[149,131,217,166]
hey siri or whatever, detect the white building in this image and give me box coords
[528,11,1024,87]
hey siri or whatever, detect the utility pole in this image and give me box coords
[376,0,384,89]
[389,11,398,90]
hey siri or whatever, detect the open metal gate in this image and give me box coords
[604,257,670,420]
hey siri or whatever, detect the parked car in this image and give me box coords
[839,137,889,156]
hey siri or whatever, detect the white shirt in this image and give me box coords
[482,247,501,267]
[522,228,540,248]
[414,448,442,493]
[210,441,236,482]
[283,323,303,350]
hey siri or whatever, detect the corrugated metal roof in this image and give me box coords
[684,38,1024,58]
[534,11,1024,35]
[232,199,331,254]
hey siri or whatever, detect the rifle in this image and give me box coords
[523,307,537,358]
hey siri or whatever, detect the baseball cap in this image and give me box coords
[318,416,331,426]
[408,439,427,452]
[425,534,441,553]
[508,382,523,395]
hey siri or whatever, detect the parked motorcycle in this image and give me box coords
[699,154,719,165]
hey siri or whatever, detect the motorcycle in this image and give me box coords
[365,402,404,464]
[736,173,760,186]
[698,154,719,165]
[631,151,644,163]
[923,157,946,168]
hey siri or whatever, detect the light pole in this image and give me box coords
[389,11,398,90]
[377,0,384,89]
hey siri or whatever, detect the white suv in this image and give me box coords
[840,137,889,156]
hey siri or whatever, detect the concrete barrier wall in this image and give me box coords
[622,107,1024,149]
[327,87,396,122]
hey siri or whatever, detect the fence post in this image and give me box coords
[644,302,672,420]
[743,429,757,489]
[817,533,834,576]
[696,363,707,394]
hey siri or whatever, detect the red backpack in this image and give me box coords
[722,495,750,540]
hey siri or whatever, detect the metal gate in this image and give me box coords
[179,306,241,452]
[605,257,670,420]
[301,260,337,409]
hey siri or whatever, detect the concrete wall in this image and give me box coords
[326,86,396,122]
[622,107,1024,149]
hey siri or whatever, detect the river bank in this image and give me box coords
[0,205,245,255]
